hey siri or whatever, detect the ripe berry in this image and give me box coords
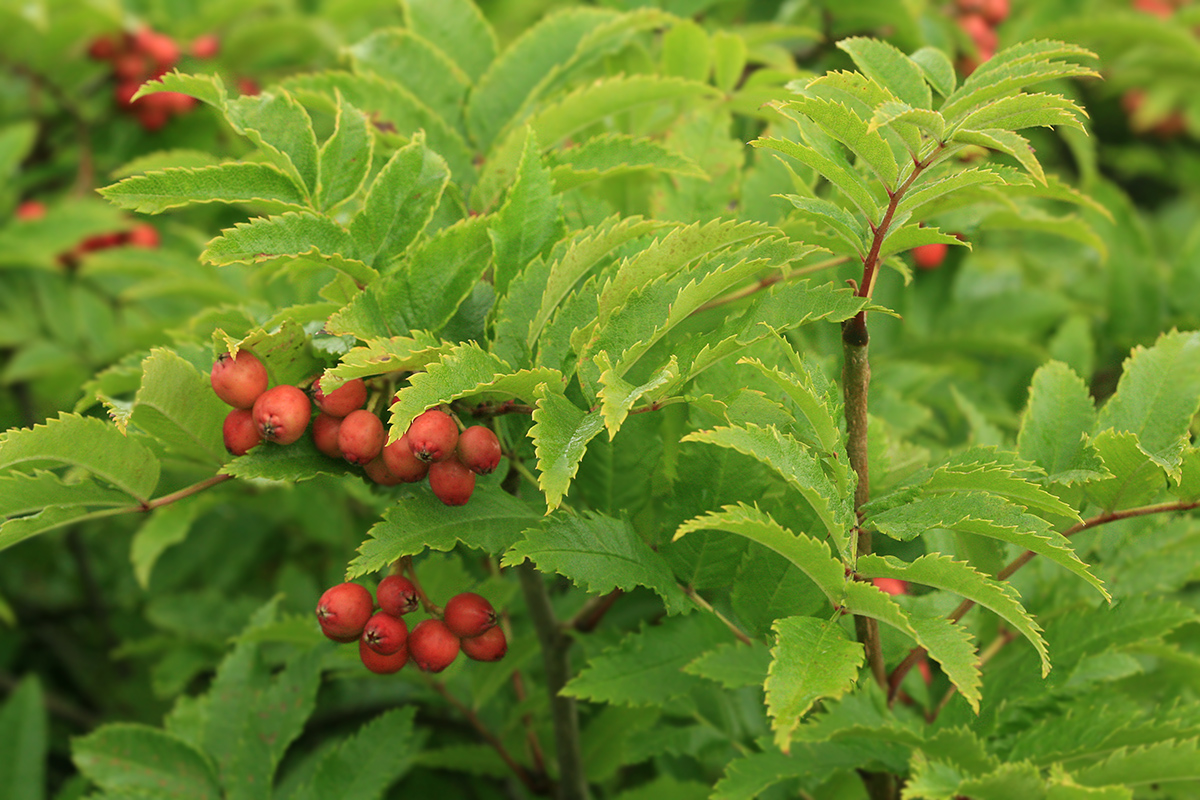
[15,201,46,221]
[362,611,409,656]
[223,408,261,455]
[873,578,909,596]
[125,224,160,248]
[913,242,948,271]
[457,426,502,475]
[461,625,507,662]
[311,413,344,458]
[359,636,408,674]
[380,435,430,483]
[134,28,180,72]
[253,384,312,445]
[211,350,269,409]
[406,408,459,463]
[189,34,220,59]
[313,377,367,417]
[364,455,403,485]
[408,618,460,673]
[337,409,385,465]
[429,455,475,506]
[443,592,497,639]
[316,582,373,643]
[87,36,117,60]
[376,575,419,616]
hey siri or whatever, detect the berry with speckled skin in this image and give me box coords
[406,409,459,463]
[429,456,475,506]
[211,350,268,409]
[457,426,502,475]
[253,385,311,445]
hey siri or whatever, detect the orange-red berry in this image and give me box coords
[313,377,367,417]
[359,636,408,674]
[316,582,373,643]
[443,592,496,639]
[222,408,261,456]
[210,350,268,409]
[362,611,409,656]
[457,426,502,475]
[406,409,459,463]
[461,625,507,662]
[429,455,475,506]
[408,618,460,673]
[376,575,419,616]
[380,435,430,483]
[253,385,311,445]
[337,409,385,465]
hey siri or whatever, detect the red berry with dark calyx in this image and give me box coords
[253,384,312,445]
[380,435,430,483]
[337,409,385,465]
[316,582,373,643]
[211,350,268,409]
[376,575,419,616]
[443,592,497,639]
[429,455,475,506]
[457,426,502,475]
[408,619,460,673]
[406,408,459,463]
[359,636,408,674]
[362,611,409,656]
[313,376,367,417]
[311,413,344,458]
[913,242,948,271]
[461,625,507,662]
[223,408,261,455]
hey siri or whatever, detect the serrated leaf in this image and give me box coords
[683,641,772,689]
[489,128,561,296]
[1083,429,1168,512]
[955,92,1088,136]
[917,451,1082,523]
[952,129,1046,184]
[682,425,853,557]
[221,435,351,483]
[316,94,373,212]
[0,470,131,517]
[837,37,932,110]
[778,194,867,255]
[910,47,957,97]
[350,133,450,269]
[202,212,376,285]
[530,384,606,511]
[349,490,540,576]
[1096,330,1200,478]
[1072,739,1200,789]
[380,216,492,333]
[879,224,964,261]
[100,163,309,214]
[596,354,678,440]
[131,496,211,590]
[752,136,880,219]
[72,724,220,800]
[402,0,497,82]
[941,41,1099,122]
[1018,361,1107,484]
[131,349,228,466]
[779,96,900,188]
[347,29,469,128]
[502,511,688,613]
[224,89,320,198]
[323,334,450,380]
[293,708,420,800]
[0,675,45,800]
[135,71,229,109]
[896,167,1006,219]
[550,133,708,190]
[767,616,863,752]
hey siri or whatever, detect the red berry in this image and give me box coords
[88,36,117,60]
[237,77,261,96]
[429,455,475,506]
[913,242,948,270]
[457,426,502,475]
[443,592,497,639]
[223,408,261,455]
[311,413,344,458]
[959,14,997,58]
[1134,0,1174,17]
[189,34,220,59]
[112,51,147,81]
[408,619,460,673]
[253,384,312,445]
[362,611,409,655]
[376,575,419,616]
[461,625,507,662]
[980,0,1009,24]
[15,201,46,221]
[359,636,408,674]
[316,582,373,643]
[337,409,385,465]
[380,435,430,483]
[873,578,909,596]
[364,455,404,485]
[134,28,180,71]
[211,350,269,409]
[406,409,459,463]
[313,377,367,417]
[114,80,141,109]
[126,224,160,248]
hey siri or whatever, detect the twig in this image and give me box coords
[561,589,623,633]
[681,585,754,645]
[693,256,851,314]
[427,679,541,794]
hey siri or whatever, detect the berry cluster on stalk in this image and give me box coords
[14,201,160,268]
[316,577,506,675]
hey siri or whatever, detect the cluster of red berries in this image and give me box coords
[14,200,160,267]
[316,577,507,674]
[1120,0,1194,138]
[87,28,217,131]
[953,0,1010,74]
[211,349,502,506]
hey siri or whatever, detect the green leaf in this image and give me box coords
[1096,330,1200,478]
[0,676,46,800]
[940,41,1099,122]
[662,19,710,81]
[779,96,900,188]
[778,194,867,255]
[135,71,229,110]
[910,47,957,97]
[316,94,373,212]
[350,133,450,269]
[682,425,854,558]
[349,490,540,576]
[549,133,708,190]
[955,93,1088,135]
[596,355,679,440]
[952,129,1046,184]
[674,503,845,602]
[381,216,492,333]
[99,163,309,214]
[1073,739,1200,789]
[347,29,469,128]
[682,641,772,689]
[323,334,451,380]
[916,450,1082,524]
[766,616,863,752]
[752,136,880,219]
[1083,429,1168,513]
[402,0,497,82]
[503,511,689,613]
[869,101,946,139]
[202,212,376,285]
[530,384,606,511]
[837,37,932,110]
[0,122,36,182]
[131,349,228,466]
[131,496,210,590]
[896,167,1005,219]
[736,356,843,457]
[489,128,561,297]
[293,708,420,800]
[712,30,748,93]
[1018,361,1107,484]
[0,470,130,517]
[225,90,321,198]
[72,724,220,800]
[878,224,964,262]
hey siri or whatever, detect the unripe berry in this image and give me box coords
[380,435,430,483]
[311,413,344,458]
[377,575,419,616]
[359,636,408,674]
[211,350,269,409]
[408,618,460,673]
[461,625,507,662]
[429,455,475,506]
[362,611,409,656]
[223,408,261,455]
[406,409,459,463]
[443,592,497,639]
[316,582,373,643]
[253,384,312,445]
[457,426,502,475]
[337,409,385,465]
[313,377,367,417]
[913,242,948,271]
